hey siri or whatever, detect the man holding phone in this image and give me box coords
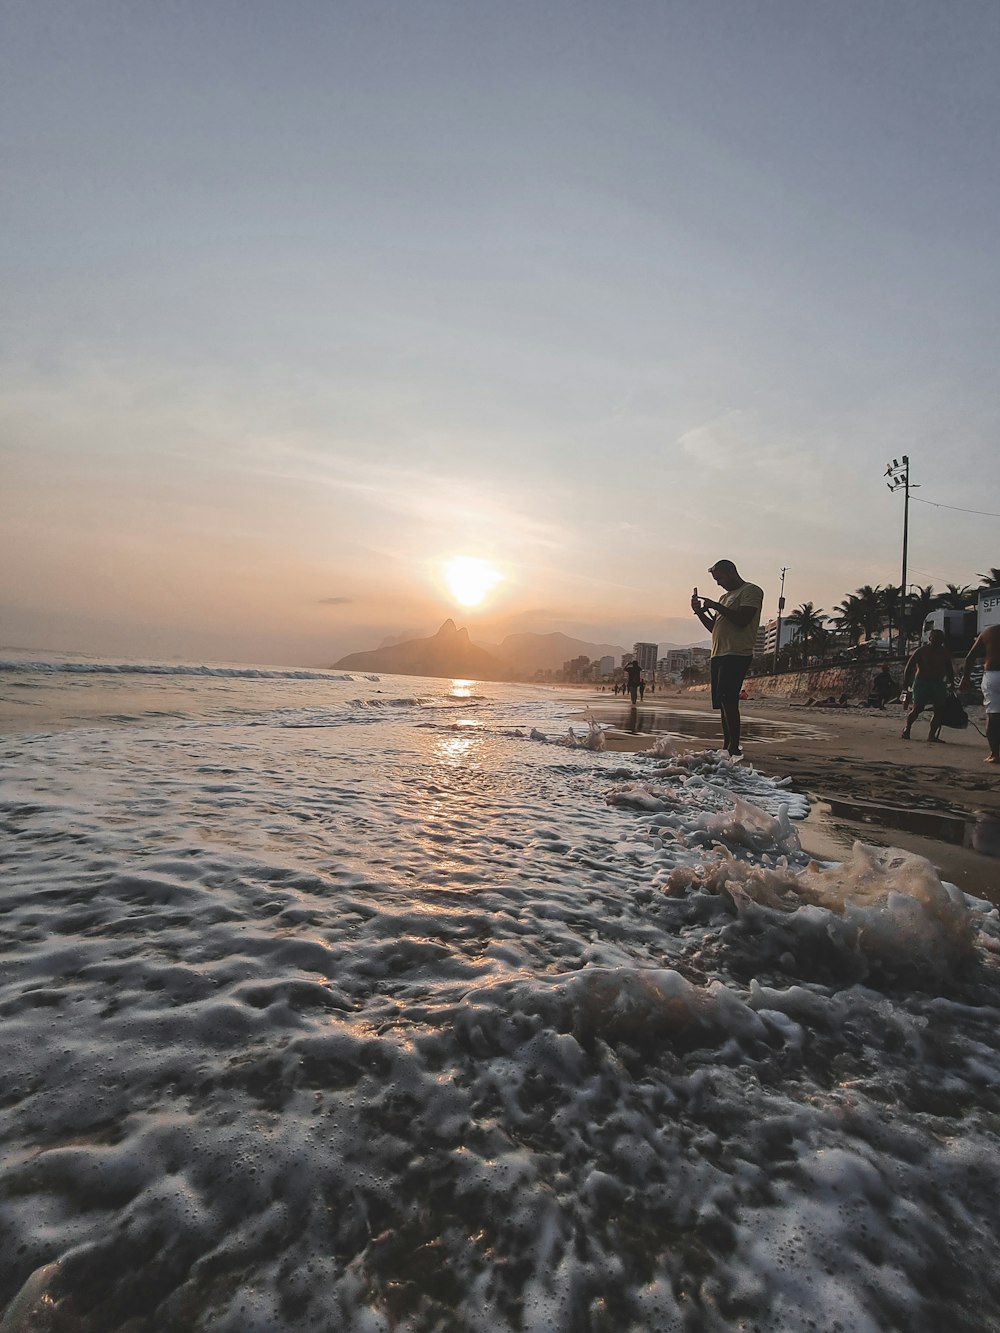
[691,560,764,757]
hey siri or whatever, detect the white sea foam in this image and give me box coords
[1,663,999,1331]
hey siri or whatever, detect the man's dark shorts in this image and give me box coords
[711,655,753,709]
[911,678,949,712]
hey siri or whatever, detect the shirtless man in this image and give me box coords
[959,623,1000,763]
[901,629,954,743]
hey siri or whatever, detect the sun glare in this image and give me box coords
[442,556,503,609]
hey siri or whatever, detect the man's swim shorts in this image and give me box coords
[912,678,949,711]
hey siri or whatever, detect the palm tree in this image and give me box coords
[779,638,804,671]
[939,583,976,610]
[809,624,831,660]
[880,585,903,647]
[785,603,828,662]
[904,584,940,637]
[978,568,1000,588]
[830,595,867,647]
[853,585,884,641]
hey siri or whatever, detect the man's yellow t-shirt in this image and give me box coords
[711,582,764,657]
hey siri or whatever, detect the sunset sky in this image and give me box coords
[3,1,998,665]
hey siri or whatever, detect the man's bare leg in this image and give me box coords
[721,698,742,755]
[901,703,922,739]
[928,705,945,742]
[718,704,731,752]
[987,713,999,763]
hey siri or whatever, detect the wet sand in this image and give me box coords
[575,688,1000,902]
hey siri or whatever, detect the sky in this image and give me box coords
[2,0,999,666]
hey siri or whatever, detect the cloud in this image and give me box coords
[319,596,352,606]
[678,409,759,470]
[261,445,569,554]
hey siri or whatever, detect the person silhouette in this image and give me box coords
[690,559,764,756]
[624,659,642,706]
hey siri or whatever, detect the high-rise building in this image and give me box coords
[632,642,659,674]
[762,619,799,655]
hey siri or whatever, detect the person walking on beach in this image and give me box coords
[959,624,1000,763]
[624,659,642,706]
[901,629,954,743]
[691,560,764,756]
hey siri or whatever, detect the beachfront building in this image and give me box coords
[761,619,799,657]
[663,649,691,676]
[561,655,592,682]
[598,655,615,679]
[632,642,659,675]
[659,645,711,683]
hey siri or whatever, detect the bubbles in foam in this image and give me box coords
[1,675,999,1330]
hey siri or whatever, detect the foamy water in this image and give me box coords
[1,659,999,1331]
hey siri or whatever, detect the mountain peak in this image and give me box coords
[334,619,510,680]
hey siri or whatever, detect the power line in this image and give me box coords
[912,496,1000,519]
[908,565,965,584]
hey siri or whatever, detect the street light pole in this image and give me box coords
[885,456,916,655]
[773,566,787,673]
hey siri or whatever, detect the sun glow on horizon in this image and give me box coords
[441,556,503,609]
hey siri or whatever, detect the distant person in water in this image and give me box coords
[901,629,954,743]
[691,560,764,756]
[959,623,1000,763]
[638,677,646,701]
[624,659,642,706]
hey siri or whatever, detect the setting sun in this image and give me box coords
[442,556,503,609]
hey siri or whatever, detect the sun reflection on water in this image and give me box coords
[436,735,476,767]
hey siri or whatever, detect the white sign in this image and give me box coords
[979,588,1000,630]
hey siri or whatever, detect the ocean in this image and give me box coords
[1,654,999,1332]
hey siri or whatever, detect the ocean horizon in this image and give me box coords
[2,653,999,1331]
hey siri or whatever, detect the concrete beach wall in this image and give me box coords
[746,664,901,701]
[685,663,903,701]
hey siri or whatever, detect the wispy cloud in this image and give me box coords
[319,596,352,606]
[244,442,571,557]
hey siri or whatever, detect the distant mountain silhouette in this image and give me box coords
[334,620,511,680]
[334,623,709,681]
[376,628,427,649]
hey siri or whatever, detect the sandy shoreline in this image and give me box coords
[573,687,1000,902]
